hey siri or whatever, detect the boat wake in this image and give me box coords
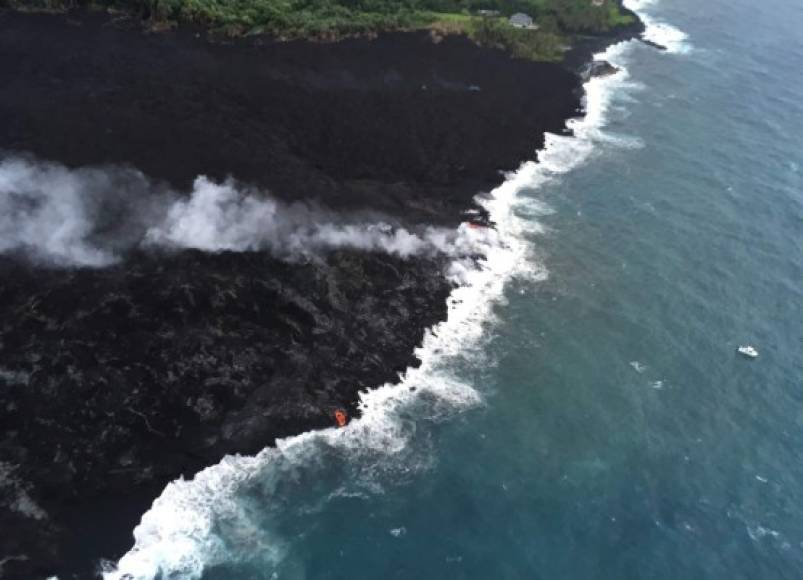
[103,5,684,578]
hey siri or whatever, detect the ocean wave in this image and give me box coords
[103,30,668,580]
[641,18,692,55]
[624,0,692,55]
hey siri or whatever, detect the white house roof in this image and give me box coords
[509,12,534,27]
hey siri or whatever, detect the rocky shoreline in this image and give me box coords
[0,8,642,579]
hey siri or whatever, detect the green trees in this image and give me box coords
[468,15,562,61]
[4,0,636,58]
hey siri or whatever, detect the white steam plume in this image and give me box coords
[0,157,495,267]
[144,176,484,259]
[0,157,119,266]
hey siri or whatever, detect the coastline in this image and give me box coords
[0,8,645,579]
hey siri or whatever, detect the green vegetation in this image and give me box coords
[464,15,562,61]
[3,0,637,60]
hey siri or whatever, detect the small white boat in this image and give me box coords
[737,345,759,358]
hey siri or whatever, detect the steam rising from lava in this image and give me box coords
[0,157,490,267]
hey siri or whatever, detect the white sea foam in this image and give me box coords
[104,25,677,580]
[747,524,782,542]
[641,18,691,55]
[629,361,647,373]
[623,0,692,55]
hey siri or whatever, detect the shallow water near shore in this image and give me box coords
[108,0,803,577]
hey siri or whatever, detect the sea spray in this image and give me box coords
[624,0,692,55]
[102,26,661,579]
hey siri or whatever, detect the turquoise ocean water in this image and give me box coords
[107,0,803,578]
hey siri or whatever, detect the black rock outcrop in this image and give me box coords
[584,59,621,81]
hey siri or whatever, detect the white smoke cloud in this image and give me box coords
[0,157,118,266]
[144,176,434,258]
[0,157,495,267]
